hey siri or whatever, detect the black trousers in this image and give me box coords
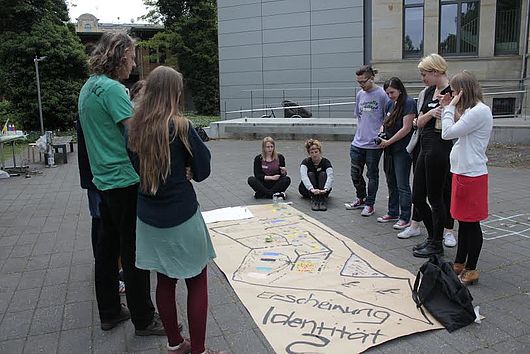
[298,171,331,198]
[91,217,102,258]
[247,175,291,198]
[412,138,453,243]
[455,221,483,270]
[411,143,454,229]
[96,184,154,329]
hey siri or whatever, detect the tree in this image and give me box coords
[0,0,88,130]
[142,0,219,115]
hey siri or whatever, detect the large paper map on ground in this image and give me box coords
[207,204,442,353]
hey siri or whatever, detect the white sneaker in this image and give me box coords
[397,226,421,239]
[360,205,374,217]
[443,231,457,247]
[344,198,366,210]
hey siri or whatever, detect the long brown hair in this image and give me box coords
[450,71,483,112]
[383,77,408,128]
[128,66,191,195]
[89,32,135,79]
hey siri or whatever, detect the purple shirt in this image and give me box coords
[353,86,390,149]
[262,158,280,176]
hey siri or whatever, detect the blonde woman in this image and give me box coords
[128,66,226,354]
[411,54,456,258]
[440,71,493,285]
[247,136,291,199]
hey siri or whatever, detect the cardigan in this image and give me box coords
[441,102,492,176]
[133,122,211,228]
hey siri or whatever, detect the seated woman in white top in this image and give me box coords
[299,139,334,211]
[440,70,493,286]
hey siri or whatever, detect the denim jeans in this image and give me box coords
[349,145,383,206]
[383,148,412,221]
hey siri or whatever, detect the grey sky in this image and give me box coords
[68,0,150,24]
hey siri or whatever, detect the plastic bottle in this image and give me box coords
[272,193,279,208]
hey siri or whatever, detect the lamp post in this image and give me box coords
[34,56,47,135]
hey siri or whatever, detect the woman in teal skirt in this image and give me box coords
[128,66,226,354]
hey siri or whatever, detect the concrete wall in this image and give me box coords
[217,0,365,119]
[371,0,530,116]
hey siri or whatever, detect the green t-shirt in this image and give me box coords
[78,74,139,191]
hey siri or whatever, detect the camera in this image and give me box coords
[374,132,387,145]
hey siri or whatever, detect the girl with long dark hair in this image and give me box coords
[377,77,416,229]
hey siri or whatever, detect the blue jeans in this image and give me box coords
[349,145,383,207]
[383,148,412,221]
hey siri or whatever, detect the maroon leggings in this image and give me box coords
[156,268,208,354]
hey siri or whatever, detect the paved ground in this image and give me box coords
[0,139,529,353]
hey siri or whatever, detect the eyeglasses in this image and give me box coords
[357,78,371,85]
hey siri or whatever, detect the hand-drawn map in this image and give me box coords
[207,204,442,353]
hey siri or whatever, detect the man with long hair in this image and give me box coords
[77,32,164,335]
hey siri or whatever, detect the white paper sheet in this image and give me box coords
[202,206,254,224]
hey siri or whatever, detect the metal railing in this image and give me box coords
[223,86,358,120]
[495,9,520,54]
[222,87,528,120]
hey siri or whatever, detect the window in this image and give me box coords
[403,0,424,58]
[492,97,516,117]
[495,0,521,55]
[439,0,480,55]
[84,23,92,32]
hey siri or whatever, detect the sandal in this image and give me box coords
[167,338,191,354]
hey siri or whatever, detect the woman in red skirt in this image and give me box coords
[440,71,493,285]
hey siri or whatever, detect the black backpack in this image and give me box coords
[412,254,476,332]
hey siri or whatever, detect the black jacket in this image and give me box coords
[132,122,211,228]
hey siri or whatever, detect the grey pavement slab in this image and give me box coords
[0,139,529,353]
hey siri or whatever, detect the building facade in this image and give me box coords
[217,0,530,119]
[74,13,164,86]
[218,0,366,119]
[371,0,529,116]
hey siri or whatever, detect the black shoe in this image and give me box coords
[101,304,131,331]
[311,197,319,211]
[413,238,431,251]
[319,198,327,211]
[413,243,444,258]
[135,313,167,336]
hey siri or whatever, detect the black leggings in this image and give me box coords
[455,221,483,270]
[299,171,330,198]
[247,175,291,198]
[411,144,454,229]
[412,138,452,243]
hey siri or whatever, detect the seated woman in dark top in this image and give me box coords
[299,139,334,211]
[247,136,291,199]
